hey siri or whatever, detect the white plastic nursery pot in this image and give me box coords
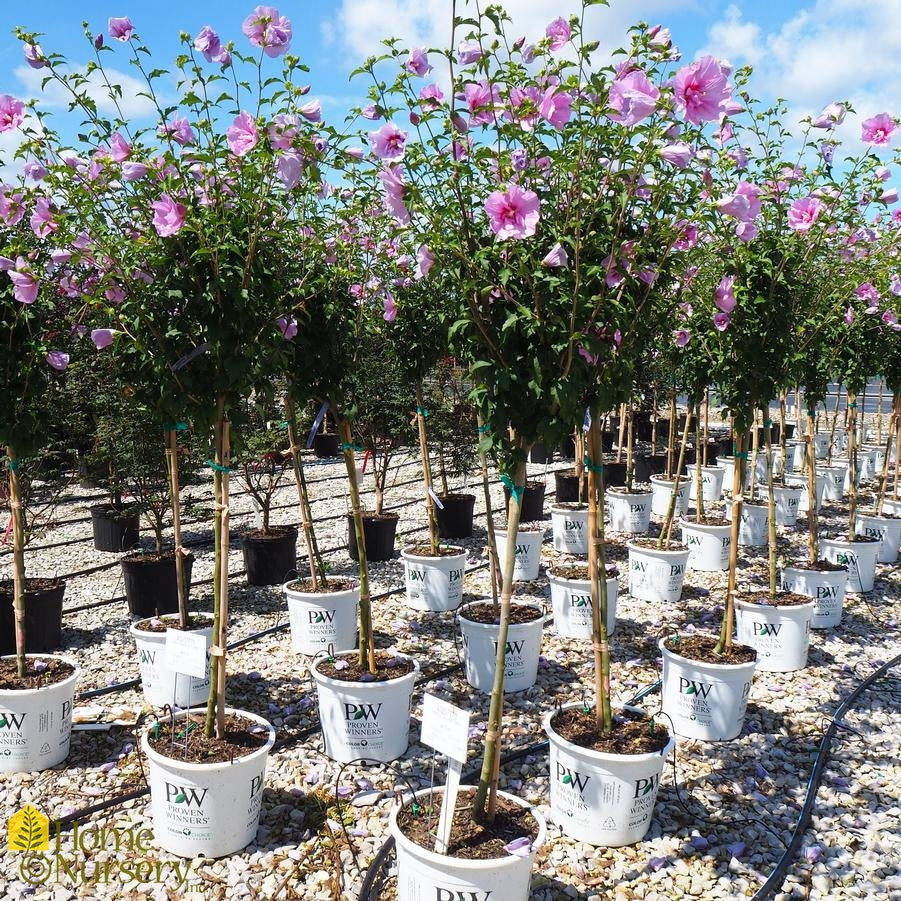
[544,705,674,847]
[686,465,725,504]
[141,707,274,858]
[401,546,468,612]
[781,564,848,629]
[284,580,359,655]
[883,498,901,518]
[0,656,79,774]
[389,786,546,901]
[458,602,544,693]
[607,489,652,535]
[857,446,879,482]
[311,653,419,764]
[495,528,542,582]
[548,567,617,638]
[626,542,689,603]
[650,475,688,518]
[832,457,862,493]
[764,484,803,528]
[784,472,825,514]
[724,501,769,547]
[679,518,730,572]
[734,596,815,672]
[855,513,901,564]
[817,463,847,502]
[814,432,831,459]
[129,614,213,709]
[659,637,757,741]
[785,441,805,473]
[820,536,880,593]
[550,504,589,554]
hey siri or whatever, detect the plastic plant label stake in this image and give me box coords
[306,402,330,450]
[428,488,445,510]
[164,629,208,678]
[420,693,470,854]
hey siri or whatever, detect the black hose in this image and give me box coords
[749,651,901,901]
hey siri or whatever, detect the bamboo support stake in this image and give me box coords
[415,387,440,554]
[165,429,189,628]
[616,403,627,463]
[660,410,693,548]
[717,428,745,655]
[694,400,705,523]
[847,392,858,538]
[764,411,778,599]
[651,388,658,454]
[876,405,896,516]
[877,381,884,444]
[477,415,502,606]
[216,419,231,740]
[285,397,324,591]
[666,389,677,477]
[624,403,634,492]
[806,412,819,564]
[702,388,710,467]
[7,448,26,679]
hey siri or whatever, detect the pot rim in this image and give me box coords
[129,612,215,636]
[458,599,546,626]
[0,655,81,696]
[310,652,420,689]
[658,634,758,671]
[141,706,275,770]
[400,545,467,562]
[281,578,361,598]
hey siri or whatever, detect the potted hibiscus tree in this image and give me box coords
[17,8,327,855]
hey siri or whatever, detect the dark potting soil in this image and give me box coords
[404,545,464,558]
[121,550,177,566]
[147,712,269,764]
[396,788,539,861]
[663,634,756,665]
[628,538,684,552]
[827,533,880,543]
[461,602,542,626]
[91,502,140,519]
[242,525,297,540]
[685,516,729,526]
[439,494,474,502]
[134,614,212,634]
[794,559,848,572]
[286,578,357,593]
[0,657,76,691]
[608,488,651,495]
[496,520,542,532]
[360,512,400,522]
[548,564,619,581]
[551,706,670,755]
[0,578,63,597]
[736,591,812,608]
[603,540,629,562]
[552,502,587,511]
[316,649,415,683]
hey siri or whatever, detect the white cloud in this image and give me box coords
[13,61,157,122]
[700,0,901,128]
[329,0,696,63]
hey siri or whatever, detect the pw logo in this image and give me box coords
[555,762,590,791]
[7,805,49,851]
[164,784,208,807]
[343,702,381,721]
[309,610,336,624]
[753,622,781,637]
[0,712,27,729]
[634,774,660,798]
[678,677,713,698]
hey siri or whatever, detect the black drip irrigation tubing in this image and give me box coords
[360,655,901,900]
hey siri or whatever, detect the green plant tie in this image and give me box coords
[162,422,188,431]
[848,403,857,409]
[6,459,19,471]
[650,720,655,735]
[734,451,749,459]
[340,442,363,452]
[206,460,235,473]
[416,407,429,417]
[152,722,160,739]
[280,418,296,428]
[477,424,490,433]
[582,456,604,474]
[500,473,524,504]
[765,419,772,427]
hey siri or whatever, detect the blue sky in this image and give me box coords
[1,0,900,172]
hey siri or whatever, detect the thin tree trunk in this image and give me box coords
[415,387,440,554]
[702,388,710,467]
[6,448,27,679]
[471,447,526,825]
[285,397,326,590]
[616,403,626,463]
[779,391,788,478]
[437,443,449,497]
[717,428,745,655]
[659,410,693,548]
[828,386,841,465]
[651,387,658,454]
[894,395,901,501]
[165,429,189,628]
[749,415,760,499]
[876,404,896,516]
[575,428,586,504]
[764,410,778,599]
[877,381,884,444]
[694,400,705,523]
[666,389,677,478]
[847,391,858,538]
[339,415,376,674]
[586,420,612,734]
[477,415,502,606]
[624,403,634,493]
[806,411,819,565]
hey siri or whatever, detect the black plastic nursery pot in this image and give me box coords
[560,434,576,459]
[603,461,627,487]
[504,480,546,522]
[529,442,552,464]
[436,494,475,539]
[555,469,588,503]
[347,513,400,562]
[90,504,140,552]
[0,579,65,655]
[121,551,195,618]
[312,432,341,458]
[241,526,299,586]
[632,454,668,483]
